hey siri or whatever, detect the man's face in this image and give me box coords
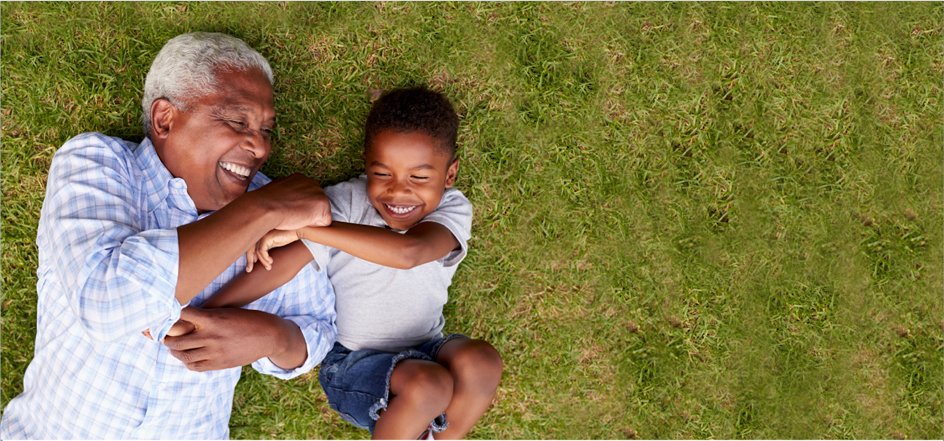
[364,129,459,231]
[157,68,275,213]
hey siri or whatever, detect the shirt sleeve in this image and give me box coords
[39,134,182,343]
[420,188,473,267]
[301,180,352,273]
[250,263,337,379]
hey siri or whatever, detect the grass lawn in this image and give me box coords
[2,2,942,439]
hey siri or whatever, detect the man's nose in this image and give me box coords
[241,131,269,158]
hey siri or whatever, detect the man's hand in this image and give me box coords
[246,229,302,272]
[253,174,331,231]
[162,306,307,372]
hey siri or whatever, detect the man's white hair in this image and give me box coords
[141,32,274,136]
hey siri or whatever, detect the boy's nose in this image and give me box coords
[388,180,410,196]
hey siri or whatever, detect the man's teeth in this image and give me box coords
[220,162,250,178]
[385,204,417,215]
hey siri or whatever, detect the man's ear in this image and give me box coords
[444,158,460,188]
[149,98,177,140]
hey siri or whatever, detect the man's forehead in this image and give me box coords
[216,103,276,121]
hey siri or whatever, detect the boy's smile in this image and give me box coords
[365,129,459,231]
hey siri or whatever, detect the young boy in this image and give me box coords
[196,87,503,439]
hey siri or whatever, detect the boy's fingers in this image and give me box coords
[177,305,207,326]
[142,329,153,340]
[256,241,273,270]
[246,247,256,273]
[260,247,273,270]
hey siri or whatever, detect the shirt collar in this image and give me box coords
[133,137,197,216]
[132,137,272,217]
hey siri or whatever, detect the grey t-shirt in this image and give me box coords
[302,175,472,352]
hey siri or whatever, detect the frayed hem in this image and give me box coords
[367,349,433,421]
[428,333,469,361]
[429,412,449,433]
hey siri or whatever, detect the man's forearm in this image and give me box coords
[174,173,331,306]
[175,192,281,305]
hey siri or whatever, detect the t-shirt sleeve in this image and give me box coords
[301,180,354,272]
[420,188,473,267]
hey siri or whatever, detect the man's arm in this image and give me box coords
[42,134,329,343]
[165,246,336,373]
[174,174,331,305]
[163,306,309,371]
[253,221,459,271]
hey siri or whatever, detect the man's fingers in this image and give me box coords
[167,347,214,371]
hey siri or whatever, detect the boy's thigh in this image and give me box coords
[432,336,503,376]
[318,342,439,432]
[416,333,469,362]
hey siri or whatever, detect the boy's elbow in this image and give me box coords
[394,239,426,269]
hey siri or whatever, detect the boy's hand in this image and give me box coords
[166,319,197,337]
[140,319,196,340]
[247,229,302,272]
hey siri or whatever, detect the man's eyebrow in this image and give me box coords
[216,106,276,124]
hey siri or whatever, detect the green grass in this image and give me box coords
[2,2,942,439]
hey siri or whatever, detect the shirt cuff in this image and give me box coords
[149,297,186,341]
[251,315,329,379]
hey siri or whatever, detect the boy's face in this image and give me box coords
[364,129,459,231]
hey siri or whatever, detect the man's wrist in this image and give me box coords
[232,189,284,231]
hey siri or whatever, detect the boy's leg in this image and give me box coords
[432,339,503,440]
[373,359,454,440]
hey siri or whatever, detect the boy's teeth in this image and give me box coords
[386,204,417,215]
[220,162,250,177]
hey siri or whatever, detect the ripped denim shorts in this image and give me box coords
[317,334,467,435]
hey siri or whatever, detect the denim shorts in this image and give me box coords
[318,334,467,435]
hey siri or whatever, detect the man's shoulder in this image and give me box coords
[248,170,271,191]
[48,132,144,180]
[56,132,139,159]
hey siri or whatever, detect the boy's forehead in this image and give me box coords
[368,130,452,167]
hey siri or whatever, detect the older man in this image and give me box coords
[0,33,336,439]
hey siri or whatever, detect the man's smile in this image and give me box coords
[219,161,251,180]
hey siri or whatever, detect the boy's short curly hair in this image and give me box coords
[365,87,459,160]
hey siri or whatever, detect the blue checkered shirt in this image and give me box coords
[0,133,337,439]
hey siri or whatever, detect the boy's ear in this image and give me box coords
[444,158,459,188]
[150,98,177,140]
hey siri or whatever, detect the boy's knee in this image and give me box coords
[450,341,503,386]
[394,361,454,411]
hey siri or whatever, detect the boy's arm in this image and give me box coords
[202,241,315,309]
[255,221,458,271]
